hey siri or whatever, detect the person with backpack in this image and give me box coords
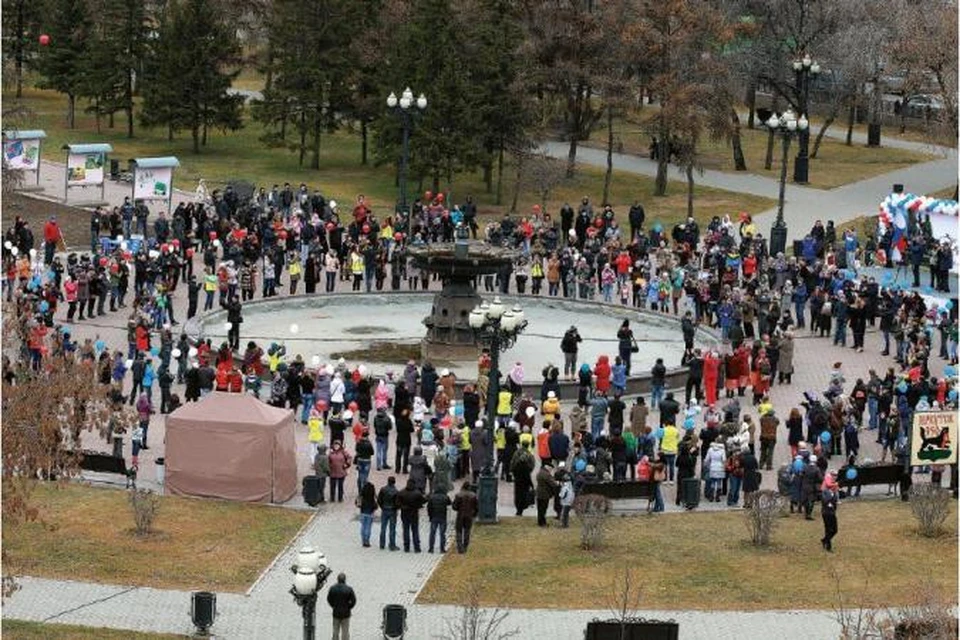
[560,325,582,381]
[426,485,452,553]
[377,476,399,550]
[452,481,479,552]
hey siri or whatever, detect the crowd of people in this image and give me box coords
[2,182,957,556]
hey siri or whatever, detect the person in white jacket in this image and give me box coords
[704,441,727,502]
[558,475,575,528]
[330,372,346,414]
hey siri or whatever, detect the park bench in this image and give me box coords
[581,480,656,511]
[838,464,904,495]
[79,450,136,488]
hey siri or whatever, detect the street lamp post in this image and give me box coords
[386,87,427,215]
[290,547,332,640]
[792,54,820,184]
[767,110,808,257]
[468,297,528,524]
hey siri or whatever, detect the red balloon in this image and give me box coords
[99,257,108,267]
[532,204,542,213]
[362,224,371,234]
[172,239,180,247]
[39,34,50,46]
[348,401,359,411]
[161,243,169,253]
[325,222,335,232]
[316,399,328,410]
[122,251,133,260]
[209,231,217,240]
[393,232,403,242]
[278,230,287,240]
[186,248,195,258]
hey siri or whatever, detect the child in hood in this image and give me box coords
[412,396,427,425]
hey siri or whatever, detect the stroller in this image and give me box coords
[382,604,407,640]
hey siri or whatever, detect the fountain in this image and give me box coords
[406,239,516,361]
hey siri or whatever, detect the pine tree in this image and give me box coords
[34,0,93,128]
[140,0,243,152]
[2,0,44,98]
[254,0,356,169]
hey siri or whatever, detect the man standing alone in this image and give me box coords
[452,481,479,553]
[327,572,356,640]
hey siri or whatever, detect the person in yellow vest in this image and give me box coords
[494,423,507,478]
[497,387,513,427]
[541,390,560,422]
[518,425,534,451]
[660,422,680,484]
[349,249,364,291]
[288,252,302,295]
[267,342,286,373]
[308,406,325,462]
[203,267,218,312]
[530,256,545,295]
[458,420,472,480]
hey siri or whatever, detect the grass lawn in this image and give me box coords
[585,109,935,190]
[1,620,187,640]
[2,482,311,593]
[418,500,958,611]
[5,88,773,231]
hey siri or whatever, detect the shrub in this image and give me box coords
[744,490,783,546]
[129,489,160,536]
[573,494,611,550]
[909,484,951,538]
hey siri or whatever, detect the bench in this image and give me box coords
[79,450,136,488]
[838,464,905,495]
[581,480,656,511]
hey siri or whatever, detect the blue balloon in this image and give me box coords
[947,301,955,311]
[574,458,587,473]
[793,459,805,473]
[39,300,49,312]
[897,381,908,393]
[683,417,695,429]
[820,431,831,444]
[150,347,160,357]
[845,467,858,481]
[949,389,958,401]
[945,366,957,378]
[454,403,464,417]
[656,427,665,440]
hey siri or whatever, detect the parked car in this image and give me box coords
[900,94,945,120]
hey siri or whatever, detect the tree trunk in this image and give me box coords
[264,41,274,93]
[298,113,306,167]
[602,106,614,205]
[127,69,135,138]
[764,96,779,170]
[510,153,524,214]
[109,112,114,129]
[566,136,578,179]
[686,163,694,218]
[431,171,440,196]
[482,162,492,194]
[846,100,855,146]
[94,99,102,134]
[168,124,174,142]
[810,112,836,159]
[67,94,76,129]
[495,144,504,206]
[14,0,24,98]
[730,109,746,171]
[310,113,321,170]
[360,119,368,165]
[745,79,757,129]
[192,124,200,154]
[202,118,208,146]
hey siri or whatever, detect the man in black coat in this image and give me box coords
[452,481,479,553]
[659,392,681,427]
[628,201,645,241]
[326,572,356,640]
[396,478,426,553]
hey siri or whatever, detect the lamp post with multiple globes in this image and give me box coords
[766,109,808,257]
[290,547,331,640]
[386,87,427,215]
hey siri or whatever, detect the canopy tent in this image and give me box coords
[165,392,297,503]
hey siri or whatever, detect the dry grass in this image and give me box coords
[418,500,958,611]
[5,87,774,231]
[1,620,186,640]
[585,109,935,190]
[2,482,311,593]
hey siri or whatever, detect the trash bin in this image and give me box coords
[156,457,165,485]
[110,158,120,180]
[302,475,322,507]
[681,477,700,510]
[190,591,216,635]
[792,239,803,259]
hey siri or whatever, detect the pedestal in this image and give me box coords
[477,472,499,524]
[769,223,788,257]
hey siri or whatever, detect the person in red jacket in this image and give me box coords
[64,276,79,321]
[594,355,611,394]
[43,216,62,265]
[703,350,720,406]
[135,323,150,353]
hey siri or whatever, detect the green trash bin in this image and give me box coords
[681,477,700,510]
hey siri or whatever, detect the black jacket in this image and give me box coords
[355,438,374,461]
[426,492,451,522]
[327,583,356,619]
[377,484,399,510]
[396,486,425,516]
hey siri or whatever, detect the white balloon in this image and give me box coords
[289,323,299,334]
[10,247,18,256]
[324,364,334,375]
[120,241,128,251]
[117,235,124,242]
[329,200,337,210]
[311,355,321,366]
[125,359,133,369]
[172,348,182,358]
[526,406,536,418]
[3,241,11,249]
[188,347,199,358]
[224,322,233,332]
[29,248,37,257]
[213,239,221,248]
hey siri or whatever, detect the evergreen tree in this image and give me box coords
[2,0,44,98]
[254,0,356,169]
[34,0,93,128]
[140,0,243,152]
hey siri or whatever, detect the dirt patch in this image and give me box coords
[331,341,422,365]
[3,193,94,251]
[342,325,394,336]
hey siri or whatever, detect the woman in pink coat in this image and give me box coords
[374,379,390,410]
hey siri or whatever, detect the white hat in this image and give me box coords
[440,368,450,377]
[343,410,353,420]
[547,391,556,399]
[810,455,817,463]
[474,420,484,428]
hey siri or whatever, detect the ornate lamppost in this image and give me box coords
[386,87,427,215]
[290,547,332,640]
[767,109,808,257]
[792,54,820,184]
[468,297,528,524]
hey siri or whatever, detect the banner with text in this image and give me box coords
[910,411,958,466]
[67,152,105,185]
[134,166,172,200]
[3,138,40,170]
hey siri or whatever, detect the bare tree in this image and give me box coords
[129,488,161,536]
[744,489,783,546]
[436,583,520,640]
[573,493,611,550]
[606,567,644,640]
[908,483,951,538]
[516,151,569,212]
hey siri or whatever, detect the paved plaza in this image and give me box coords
[2,136,957,639]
